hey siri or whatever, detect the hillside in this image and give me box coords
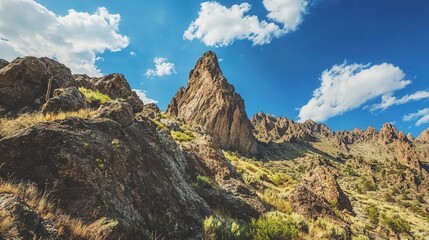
[0,52,428,240]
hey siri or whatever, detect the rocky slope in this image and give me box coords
[166,51,257,155]
[1,52,429,240]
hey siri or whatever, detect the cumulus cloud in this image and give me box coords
[133,89,158,104]
[403,108,429,126]
[263,0,308,31]
[0,0,129,76]
[298,62,411,122]
[184,0,307,47]
[145,57,176,78]
[368,90,429,111]
[130,51,136,56]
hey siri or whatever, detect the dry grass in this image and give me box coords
[0,109,97,138]
[0,179,111,239]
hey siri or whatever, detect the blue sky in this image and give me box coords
[1,0,428,136]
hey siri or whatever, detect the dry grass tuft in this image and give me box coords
[0,109,97,138]
[0,179,111,239]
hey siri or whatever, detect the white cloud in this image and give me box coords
[184,1,308,47]
[0,0,129,76]
[145,57,176,78]
[263,0,308,31]
[403,108,429,126]
[298,62,411,122]
[130,51,136,56]
[368,90,429,111]
[133,89,158,104]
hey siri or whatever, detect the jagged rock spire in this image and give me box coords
[166,51,257,154]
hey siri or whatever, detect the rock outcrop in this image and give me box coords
[183,133,266,220]
[303,157,354,214]
[0,57,75,115]
[251,112,334,143]
[0,107,211,239]
[417,129,429,143]
[0,59,8,70]
[74,74,144,113]
[378,123,400,145]
[252,112,313,142]
[166,51,257,154]
[41,87,87,114]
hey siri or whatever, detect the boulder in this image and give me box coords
[95,101,134,127]
[303,157,354,214]
[41,87,86,114]
[0,57,75,112]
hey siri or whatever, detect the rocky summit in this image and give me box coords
[0,51,429,240]
[166,51,257,155]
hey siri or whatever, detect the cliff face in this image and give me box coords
[166,51,257,154]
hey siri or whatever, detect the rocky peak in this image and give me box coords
[302,120,335,138]
[417,128,429,143]
[378,123,399,145]
[166,51,257,154]
[407,133,415,142]
[251,112,313,142]
[0,59,9,70]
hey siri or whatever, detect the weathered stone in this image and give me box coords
[42,87,86,114]
[0,57,75,111]
[0,116,210,239]
[166,51,257,155]
[96,101,134,127]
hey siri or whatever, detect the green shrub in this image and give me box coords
[310,218,347,239]
[361,177,377,191]
[250,211,305,240]
[203,215,247,240]
[79,87,110,105]
[365,205,379,225]
[382,215,411,235]
[171,130,194,142]
[267,172,289,186]
[383,193,395,203]
[196,175,215,189]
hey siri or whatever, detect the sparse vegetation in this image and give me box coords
[381,215,411,236]
[365,205,379,225]
[171,130,194,142]
[203,215,247,240]
[0,109,97,138]
[79,87,111,105]
[0,179,112,239]
[250,211,305,240]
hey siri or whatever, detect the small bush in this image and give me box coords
[382,215,411,235]
[383,193,395,203]
[196,175,215,189]
[171,130,194,142]
[361,177,377,191]
[203,215,247,240]
[365,205,379,225]
[79,87,110,105]
[250,211,305,240]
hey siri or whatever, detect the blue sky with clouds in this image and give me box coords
[1,0,428,136]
